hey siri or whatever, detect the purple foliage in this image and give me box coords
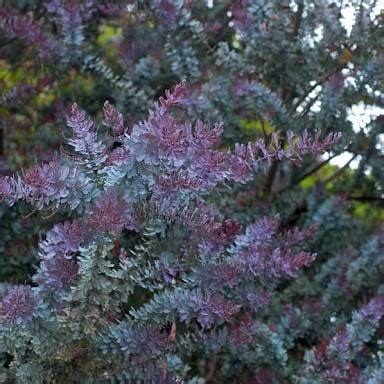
[1,77,51,107]
[40,220,89,260]
[131,112,188,166]
[153,0,182,25]
[189,292,240,328]
[98,2,123,17]
[199,264,240,289]
[103,101,126,136]
[0,81,345,381]
[130,81,340,194]
[305,296,384,382]
[88,190,137,235]
[230,217,316,280]
[66,103,106,163]
[152,172,203,200]
[117,324,168,356]
[199,293,240,325]
[358,296,384,323]
[230,0,252,32]
[106,146,131,165]
[36,255,79,291]
[0,7,55,58]
[23,159,65,201]
[20,158,93,208]
[0,285,36,324]
[230,314,253,346]
[2,83,33,107]
[327,72,345,94]
[44,0,95,46]
[0,177,13,201]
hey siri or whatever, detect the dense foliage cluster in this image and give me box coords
[0,0,383,383]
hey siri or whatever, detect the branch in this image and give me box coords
[279,200,308,231]
[288,153,338,189]
[292,0,304,38]
[289,66,347,116]
[323,153,358,184]
[277,145,352,194]
[265,1,304,194]
[263,159,279,197]
[205,355,218,383]
[347,196,384,203]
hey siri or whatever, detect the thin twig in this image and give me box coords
[205,355,218,383]
[323,153,358,185]
[347,195,384,203]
